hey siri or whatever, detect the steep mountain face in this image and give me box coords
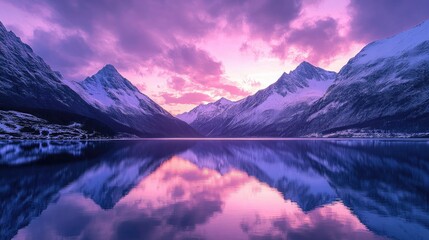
[67,65,199,137]
[293,20,429,137]
[0,22,89,113]
[0,22,126,138]
[0,21,197,138]
[178,62,336,136]
[71,65,169,116]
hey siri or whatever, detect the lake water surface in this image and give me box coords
[1,139,428,240]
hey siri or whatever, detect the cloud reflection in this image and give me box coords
[3,140,429,240]
[14,157,384,240]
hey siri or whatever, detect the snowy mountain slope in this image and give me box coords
[0,21,197,138]
[178,62,336,136]
[291,20,429,137]
[67,65,199,137]
[0,21,131,138]
[177,97,234,125]
[0,22,95,117]
[69,65,168,116]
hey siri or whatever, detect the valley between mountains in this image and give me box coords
[1,20,429,139]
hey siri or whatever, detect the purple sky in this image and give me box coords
[1,0,428,113]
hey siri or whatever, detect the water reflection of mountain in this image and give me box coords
[179,141,339,212]
[1,140,428,240]
[312,140,429,240]
[0,140,191,240]
[180,140,429,240]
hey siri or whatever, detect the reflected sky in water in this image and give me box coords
[1,140,428,240]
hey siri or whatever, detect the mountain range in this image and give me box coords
[179,20,429,137]
[177,61,336,136]
[0,21,197,138]
[1,19,429,138]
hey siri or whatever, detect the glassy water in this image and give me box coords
[1,140,428,240]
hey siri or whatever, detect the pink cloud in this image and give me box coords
[6,0,428,110]
[160,44,249,99]
[7,0,304,77]
[273,17,350,65]
[167,77,186,91]
[159,45,223,84]
[213,83,249,97]
[161,92,214,105]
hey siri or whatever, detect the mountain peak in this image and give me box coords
[291,61,318,74]
[289,61,336,81]
[295,61,314,70]
[82,65,138,92]
[98,64,120,76]
[214,97,232,105]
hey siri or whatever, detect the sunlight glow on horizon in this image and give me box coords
[0,0,427,114]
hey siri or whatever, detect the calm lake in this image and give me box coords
[1,139,428,240]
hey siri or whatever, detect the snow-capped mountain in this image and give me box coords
[176,97,234,125]
[0,22,128,138]
[0,21,197,138]
[293,20,429,137]
[178,61,336,136]
[3,15,429,138]
[70,64,168,116]
[67,65,199,137]
[0,22,88,113]
[180,20,429,137]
